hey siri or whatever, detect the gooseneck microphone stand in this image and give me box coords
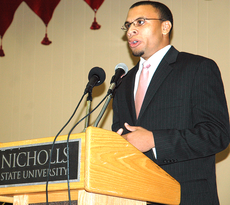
[84,91,92,131]
[93,88,114,127]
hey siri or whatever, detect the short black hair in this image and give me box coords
[130,1,173,36]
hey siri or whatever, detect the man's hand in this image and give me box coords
[116,123,155,152]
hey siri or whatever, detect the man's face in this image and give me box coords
[125,5,166,60]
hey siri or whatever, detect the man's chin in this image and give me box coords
[132,51,144,57]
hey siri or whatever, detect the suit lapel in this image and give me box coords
[124,63,139,122]
[137,46,179,120]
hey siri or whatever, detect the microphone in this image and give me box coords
[108,63,128,94]
[93,63,128,127]
[84,67,106,94]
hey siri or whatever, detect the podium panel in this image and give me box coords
[0,127,180,205]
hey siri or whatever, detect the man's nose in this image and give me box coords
[127,25,138,38]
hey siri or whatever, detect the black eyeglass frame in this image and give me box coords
[121,17,166,31]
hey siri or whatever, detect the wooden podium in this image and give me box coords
[0,127,180,205]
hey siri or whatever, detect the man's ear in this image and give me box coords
[162,21,172,35]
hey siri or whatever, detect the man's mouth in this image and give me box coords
[129,39,140,48]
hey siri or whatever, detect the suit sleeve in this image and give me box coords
[153,59,230,165]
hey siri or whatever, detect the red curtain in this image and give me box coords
[84,0,104,30]
[24,0,61,45]
[0,0,23,56]
[0,0,104,57]
[0,0,60,57]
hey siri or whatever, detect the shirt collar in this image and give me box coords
[139,45,171,68]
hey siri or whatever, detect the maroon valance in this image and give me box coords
[0,0,105,57]
[84,0,104,30]
[0,0,60,57]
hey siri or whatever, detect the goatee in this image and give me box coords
[132,50,144,57]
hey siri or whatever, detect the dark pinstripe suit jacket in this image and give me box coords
[112,46,230,205]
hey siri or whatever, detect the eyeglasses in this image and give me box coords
[121,17,165,31]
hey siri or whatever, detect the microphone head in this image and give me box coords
[88,67,106,86]
[115,63,128,76]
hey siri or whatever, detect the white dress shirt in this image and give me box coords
[134,45,171,158]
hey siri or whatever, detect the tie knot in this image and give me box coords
[143,61,151,69]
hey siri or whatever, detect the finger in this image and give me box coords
[124,123,137,132]
[116,128,123,135]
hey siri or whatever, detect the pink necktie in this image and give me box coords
[135,62,151,118]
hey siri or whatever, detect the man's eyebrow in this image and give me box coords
[125,17,145,23]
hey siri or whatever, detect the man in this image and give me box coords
[112,1,230,204]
